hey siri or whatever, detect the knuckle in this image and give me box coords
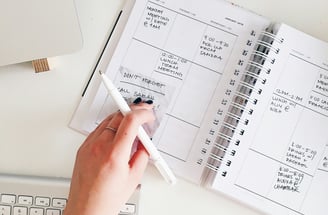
[125,109,155,123]
[124,112,139,124]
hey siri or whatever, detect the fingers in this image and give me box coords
[100,112,124,141]
[97,103,154,143]
[111,108,155,162]
[84,113,116,143]
[129,143,149,180]
[84,101,154,166]
[85,102,152,143]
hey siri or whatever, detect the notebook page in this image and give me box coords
[80,0,270,183]
[212,24,328,215]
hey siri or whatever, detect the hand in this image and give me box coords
[64,103,155,215]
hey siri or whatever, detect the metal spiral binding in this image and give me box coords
[261,30,284,43]
[201,27,284,186]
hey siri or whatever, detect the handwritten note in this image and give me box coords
[273,166,304,192]
[285,142,317,170]
[308,94,328,115]
[269,95,297,114]
[199,35,229,60]
[115,66,174,116]
[144,5,170,30]
[318,147,328,172]
[322,156,328,168]
[155,52,188,80]
[315,73,328,95]
[275,88,303,103]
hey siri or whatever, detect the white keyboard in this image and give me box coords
[0,194,66,215]
[0,174,140,215]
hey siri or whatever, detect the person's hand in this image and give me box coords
[64,102,155,215]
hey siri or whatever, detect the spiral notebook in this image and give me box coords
[70,0,328,214]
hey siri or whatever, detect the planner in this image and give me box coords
[70,0,328,214]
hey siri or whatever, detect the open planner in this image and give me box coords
[70,0,328,214]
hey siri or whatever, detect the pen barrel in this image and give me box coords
[153,158,177,185]
[100,72,131,114]
[100,72,176,184]
[137,128,177,184]
[137,128,161,159]
[109,90,131,114]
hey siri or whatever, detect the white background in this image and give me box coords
[0,0,327,214]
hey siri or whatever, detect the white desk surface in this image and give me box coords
[0,0,327,214]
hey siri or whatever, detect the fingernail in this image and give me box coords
[133,97,142,104]
[144,100,153,104]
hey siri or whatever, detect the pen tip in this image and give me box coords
[99,70,103,75]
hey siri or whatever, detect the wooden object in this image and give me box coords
[32,58,50,73]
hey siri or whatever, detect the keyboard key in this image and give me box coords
[35,197,50,207]
[120,203,136,214]
[46,209,61,215]
[13,206,28,215]
[0,191,138,215]
[18,196,33,205]
[0,205,11,215]
[52,198,66,208]
[30,207,44,215]
[1,194,16,204]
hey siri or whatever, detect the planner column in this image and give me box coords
[235,53,328,213]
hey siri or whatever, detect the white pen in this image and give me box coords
[99,70,177,185]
